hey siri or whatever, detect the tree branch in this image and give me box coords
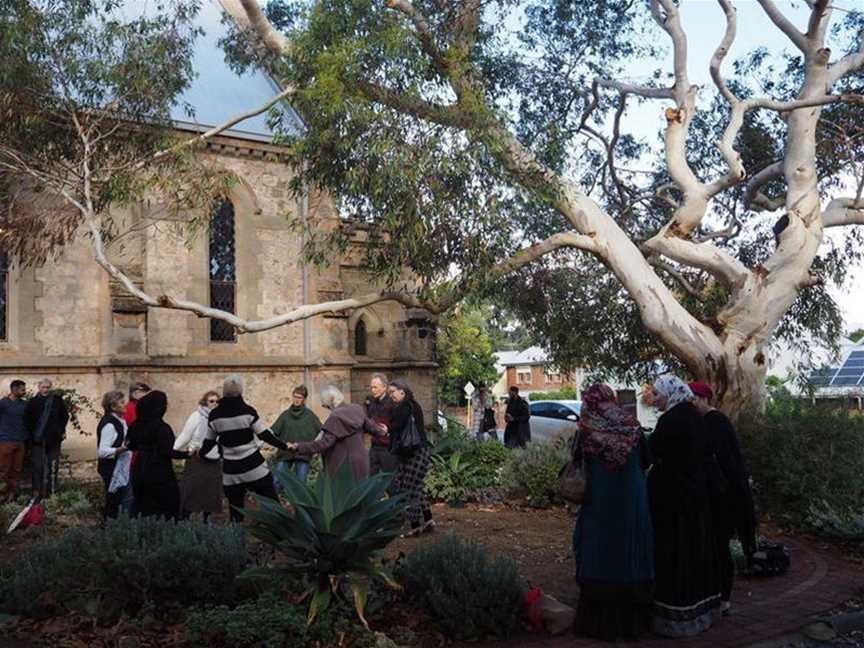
[142,86,294,170]
[709,0,738,106]
[822,197,864,227]
[642,234,749,289]
[595,79,673,100]
[744,161,784,209]
[218,0,289,58]
[357,81,474,129]
[648,256,703,300]
[755,0,808,53]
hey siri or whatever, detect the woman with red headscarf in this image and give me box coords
[572,384,654,641]
[689,381,757,616]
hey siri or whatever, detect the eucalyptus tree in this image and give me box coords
[220,0,864,414]
[4,0,864,415]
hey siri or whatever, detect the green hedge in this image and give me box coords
[739,396,864,536]
[499,440,569,507]
[528,387,579,401]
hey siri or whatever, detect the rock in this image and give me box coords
[373,632,399,648]
[117,636,140,648]
[540,593,576,636]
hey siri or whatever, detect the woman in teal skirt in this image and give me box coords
[572,384,654,641]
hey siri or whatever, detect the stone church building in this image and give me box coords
[0,6,437,457]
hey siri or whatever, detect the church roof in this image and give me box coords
[167,0,302,141]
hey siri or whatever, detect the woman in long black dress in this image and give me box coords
[127,391,190,520]
[648,375,721,637]
[689,381,757,615]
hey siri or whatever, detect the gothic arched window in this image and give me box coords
[354,318,367,356]
[209,200,237,342]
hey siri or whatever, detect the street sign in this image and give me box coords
[464,381,475,397]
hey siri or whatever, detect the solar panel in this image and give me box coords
[828,350,864,387]
[809,368,838,386]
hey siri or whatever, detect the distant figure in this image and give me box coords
[271,385,322,485]
[127,391,190,520]
[365,373,398,477]
[0,380,28,503]
[471,384,498,442]
[689,381,757,616]
[24,378,69,497]
[96,390,132,518]
[389,378,433,537]
[287,385,384,482]
[648,375,721,637]
[504,386,531,448]
[175,390,223,522]
[201,375,288,523]
[573,384,654,641]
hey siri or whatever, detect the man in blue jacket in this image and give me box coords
[0,380,29,502]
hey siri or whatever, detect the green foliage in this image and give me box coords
[436,306,500,405]
[430,417,474,458]
[499,440,569,507]
[43,489,92,516]
[399,534,525,640]
[0,0,235,267]
[527,387,579,402]
[425,453,480,504]
[849,328,864,343]
[186,591,374,648]
[739,395,864,531]
[806,501,864,540]
[243,461,405,627]
[463,440,511,487]
[0,516,246,619]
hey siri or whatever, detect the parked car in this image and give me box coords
[528,400,581,444]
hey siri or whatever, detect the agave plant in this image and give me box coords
[241,461,406,627]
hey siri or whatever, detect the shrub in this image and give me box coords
[0,516,246,619]
[430,419,474,458]
[806,501,864,539]
[44,489,92,516]
[399,534,525,640]
[499,440,569,507]
[739,397,864,530]
[463,440,510,487]
[425,453,480,504]
[528,387,579,401]
[186,591,374,648]
[246,461,404,626]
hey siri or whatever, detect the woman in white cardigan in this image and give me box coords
[174,390,222,521]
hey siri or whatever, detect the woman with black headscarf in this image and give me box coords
[127,391,190,520]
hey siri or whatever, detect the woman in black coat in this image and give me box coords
[648,375,722,637]
[127,391,190,520]
[388,379,433,537]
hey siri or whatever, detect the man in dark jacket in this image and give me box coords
[504,386,531,448]
[365,373,399,476]
[24,378,69,497]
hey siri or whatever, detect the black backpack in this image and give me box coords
[747,540,791,576]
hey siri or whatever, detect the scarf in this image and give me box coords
[652,374,694,411]
[579,384,641,471]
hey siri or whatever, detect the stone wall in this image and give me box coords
[0,131,437,461]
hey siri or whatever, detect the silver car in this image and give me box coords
[528,400,582,444]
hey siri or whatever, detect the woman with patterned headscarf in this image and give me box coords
[648,375,722,637]
[572,384,654,641]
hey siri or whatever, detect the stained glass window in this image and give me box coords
[0,251,8,341]
[209,200,236,342]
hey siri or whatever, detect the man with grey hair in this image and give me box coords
[24,377,69,497]
[365,373,398,478]
[200,374,289,522]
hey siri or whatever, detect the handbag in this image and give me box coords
[394,413,424,457]
[557,456,587,504]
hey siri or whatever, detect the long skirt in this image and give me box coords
[393,446,432,527]
[574,451,654,641]
[652,507,722,636]
[180,456,223,514]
